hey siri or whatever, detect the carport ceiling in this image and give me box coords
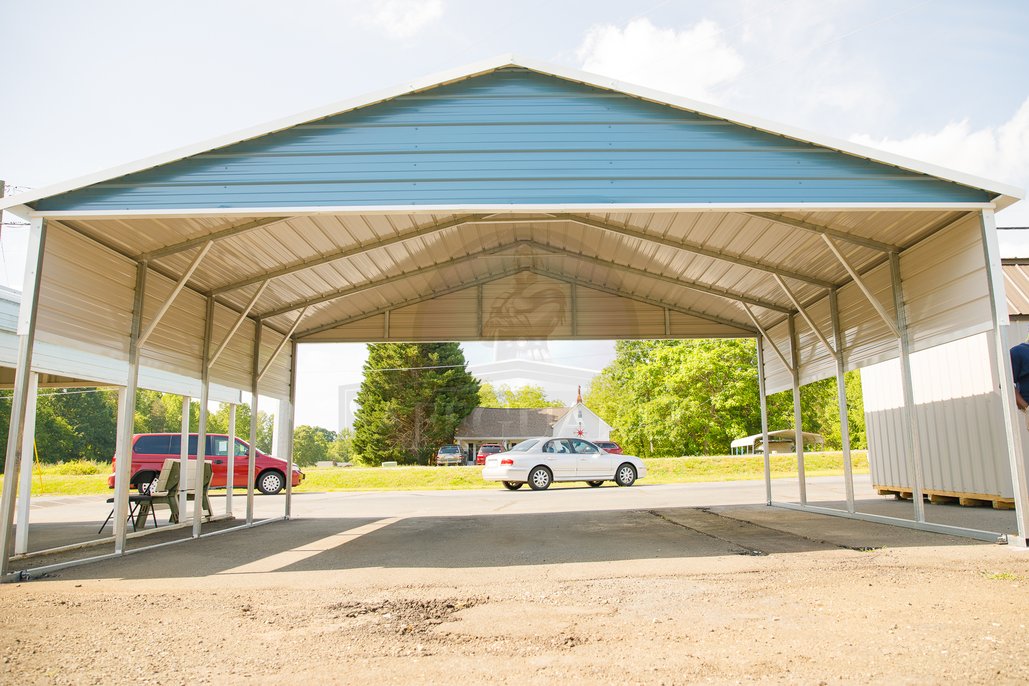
[50,207,970,340]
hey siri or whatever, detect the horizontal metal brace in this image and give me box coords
[296,266,527,339]
[143,216,289,260]
[211,214,490,295]
[557,214,834,288]
[529,243,789,313]
[531,267,755,333]
[747,212,899,253]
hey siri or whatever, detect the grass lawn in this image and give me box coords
[1,451,869,496]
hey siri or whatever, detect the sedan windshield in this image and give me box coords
[508,439,539,452]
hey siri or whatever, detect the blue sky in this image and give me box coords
[1,0,1027,428]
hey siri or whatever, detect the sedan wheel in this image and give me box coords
[527,466,552,491]
[587,481,604,488]
[257,470,285,495]
[615,463,637,487]
[502,481,523,491]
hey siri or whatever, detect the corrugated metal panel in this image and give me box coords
[1003,262,1029,316]
[139,271,205,379]
[576,287,662,338]
[387,290,480,340]
[901,214,992,351]
[257,325,293,401]
[761,319,794,395]
[35,224,134,365]
[208,309,255,392]
[34,69,988,212]
[861,334,1013,499]
[301,314,387,343]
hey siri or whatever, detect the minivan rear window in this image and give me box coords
[167,435,200,455]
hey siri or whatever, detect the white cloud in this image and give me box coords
[359,0,443,40]
[850,97,1029,226]
[576,18,744,104]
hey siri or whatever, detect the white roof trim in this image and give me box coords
[9,202,997,221]
[2,53,1021,214]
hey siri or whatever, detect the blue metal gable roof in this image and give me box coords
[32,68,990,211]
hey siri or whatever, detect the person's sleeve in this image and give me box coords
[1012,346,1024,386]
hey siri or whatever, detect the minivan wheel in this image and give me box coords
[134,471,158,495]
[587,480,604,488]
[502,481,523,491]
[527,466,552,491]
[257,470,285,495]
[615,463,637,487]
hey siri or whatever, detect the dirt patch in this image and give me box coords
[2,507,1029,684]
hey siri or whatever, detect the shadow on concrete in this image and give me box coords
[29,504,992,582]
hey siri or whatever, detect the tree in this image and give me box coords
[329,428,355,463]
[353,343,480,465]
[585,339,865,457]
[478,382,564,409]
[292,425,334,466]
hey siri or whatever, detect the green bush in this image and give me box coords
[44,459,107,476]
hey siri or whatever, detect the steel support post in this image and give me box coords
[179,396,190,517]
[114,261,147,554]
[193,297,214,538]
[756,337,772,506]
[0,218,46,573]
[979,209,1029,544]
[284,340,298,520]
[247,322,262,525]
[890,252,926,524]
[14,373,39,555]
[788,315,807,505]
[829,288,855,514]
[225,403,236,517]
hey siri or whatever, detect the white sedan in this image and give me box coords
[481,437,647,490]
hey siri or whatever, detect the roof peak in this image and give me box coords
[2,54,1020,217]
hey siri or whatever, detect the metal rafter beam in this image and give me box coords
[209,213,490,295]
[142,216,290,260]
[746,212,899,253]
[259,240,539,319]
[526,241,789,313]
[296,266,527,339]
[556,214,834,288]
[529,267,755,333]
[261,238,789,320]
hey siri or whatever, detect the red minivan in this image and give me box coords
[107,433,304,496]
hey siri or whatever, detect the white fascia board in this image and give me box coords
[2,53,1021,214]
[19,202,997,221]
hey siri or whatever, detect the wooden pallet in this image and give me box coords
[874,485,1015,510]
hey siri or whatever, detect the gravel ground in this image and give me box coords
[2,505,1029,685]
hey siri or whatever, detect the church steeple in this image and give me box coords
[576,385,582,404]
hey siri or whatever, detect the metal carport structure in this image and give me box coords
[0,55,1024,577]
